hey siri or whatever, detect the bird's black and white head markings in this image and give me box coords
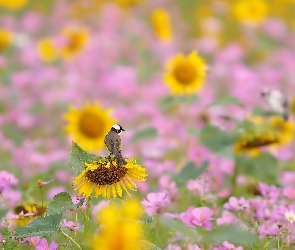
[111,124,125,134]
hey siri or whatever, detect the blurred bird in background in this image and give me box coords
[261,90,289,120]
[104,124,127,166]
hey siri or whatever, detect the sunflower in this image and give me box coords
[0,0,27,10]
[0,29,12,52]
[60,27,89,59]
[235,119,280,155]
[164,51,206,95]
[151,8,173,42]
[13,204,46,226]
[64,103,116,152]
[73,157,147,199]
[269,117,295,145]
[37,38,59,63]
[91,199,145,250]
[233,0,268,26]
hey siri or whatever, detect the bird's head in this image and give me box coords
[111,124,125,134]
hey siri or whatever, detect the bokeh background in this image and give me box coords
[1,0,295,249]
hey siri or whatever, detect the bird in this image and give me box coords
[261,90,289,120]
[104,124,127,166]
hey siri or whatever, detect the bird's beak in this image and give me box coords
[121,128,125,131]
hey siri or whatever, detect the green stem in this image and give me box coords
[232,164,239,196]
[39,187,44,208]
[60,229,82,250]
[84,195,92,243]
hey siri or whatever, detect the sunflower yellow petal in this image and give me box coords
[116,182,122,197]
[111,184,117,199]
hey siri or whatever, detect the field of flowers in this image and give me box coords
[1,0,295,249]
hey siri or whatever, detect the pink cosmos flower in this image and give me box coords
[258,182,280,201]
[0,178,10,193]
[224,197,249,211]
[258,224,280,239]
[283,187,295,199]
[142,192,171,216]
[187,179,208,196]
[36,238,58,250]
[60,219,83,231]
[216,211,238,225]
[222,241,243,250]
[24,236,40,246]
[0,171,18,186]
[181,207,214,231]
[187,244,203,250]
[165,244,181,250]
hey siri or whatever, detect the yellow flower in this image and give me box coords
[13,204,46,226]
[151,8,173,42]
[0,0,27,10]
[233,0,268,25]
[113,0,143,8]
[64,103,116,152]
[91,199,144,250]
[73,158,147,199]
[60,27,89,59]
[164,51,206,95]
[235,118,280,155]
[0,29,12,51]
[269,117,295,145]
[37,38,59,63]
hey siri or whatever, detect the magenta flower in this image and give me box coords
[142,192,171,216]
[165,244,181,250]
[224,197,249,211]
[60,219,83,231]
[181,207,214,231]
[36,239,58,250]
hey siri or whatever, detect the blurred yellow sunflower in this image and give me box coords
[0,29,12,51]
[235,118,280,155]
[13,204,46,226]
[113,0,143,8]
[269,117,295,145]
[61,27,89,59]
[151,8,173,42]
[37,38,59,63]
[164,51,206,95]
[91,199,144,250]
[64,103,116,152]
[73,158,147,199]
[233,0,268,25]
[0,0,27,10]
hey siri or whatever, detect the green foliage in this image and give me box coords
[57,245,72,250]
[131,127,158,141]
[160,95,199,110]
[252,106,281,117]
[14,213,62,238]
[198,125,238,153]
[46,192,84,216]
[204,225,259,245]
[0,220,19,250]
[70,142,99,173]
[137,240,162,250]
[173,161,208,187]
[207,96,242,107]
[235,152,279,184]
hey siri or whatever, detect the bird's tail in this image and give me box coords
[115,151,127,166]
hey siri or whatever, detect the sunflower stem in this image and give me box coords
[60,229,82,250]
[83,195,92,244]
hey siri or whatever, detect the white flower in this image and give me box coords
[285,210,295,223]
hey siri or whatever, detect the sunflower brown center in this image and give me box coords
[173,60,197,85]
[78,112,104,138]
[67,33,83,51]
[86,164,128,185]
